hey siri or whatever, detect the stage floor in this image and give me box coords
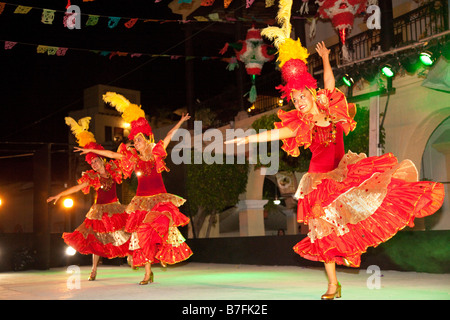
[0,262,449,300]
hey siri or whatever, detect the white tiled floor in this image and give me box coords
[0,262,448,300]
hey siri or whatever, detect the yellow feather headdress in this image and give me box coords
[65,116,96,147]
[102,92,145,124]
[261,0,309,67]
[261,0,317,99]
[102,91,153,141]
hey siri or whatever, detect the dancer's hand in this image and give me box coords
[180,113,191,123]
[47,195,60,205]
[74,146,89,155]
[316,41,330,59]
[163,113,191,149]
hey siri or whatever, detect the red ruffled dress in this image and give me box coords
[275,88,445,267]
[62,161,131,258]
[117,141,193,267]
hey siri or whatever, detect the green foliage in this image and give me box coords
[185,151,248,217]
[344,104,370,154]
[344,105,385,154]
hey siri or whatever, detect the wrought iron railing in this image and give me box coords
[308,0,449,72]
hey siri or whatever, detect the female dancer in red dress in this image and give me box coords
[75,93,193,285]
[47,117,130,281]
[228,2,445,298]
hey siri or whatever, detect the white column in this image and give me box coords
[238,199,268,236]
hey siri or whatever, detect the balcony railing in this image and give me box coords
[196,1,449,128]
[308,0,449,72]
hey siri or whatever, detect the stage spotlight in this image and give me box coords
[63,198,74,208]
[381,64,395,77]
[419,51,435,66]
[65,246,77,256]
[342,74,354,87]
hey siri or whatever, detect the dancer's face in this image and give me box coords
[90,157,104,172]
[291,88,316,115]
[133,134,147,153]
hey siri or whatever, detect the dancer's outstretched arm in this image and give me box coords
[225,126,296,145]
[73,147,123,160]
[46,182,88,204]
[163,113,190,149]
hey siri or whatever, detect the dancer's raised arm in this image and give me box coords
[316,41,334,91]
[47,182,88,204]
[163,113,190,149]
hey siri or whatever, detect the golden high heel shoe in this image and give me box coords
[139,272,154,285]
[88,270,97,281]
[321,282,341,300]
[342,257,352,267]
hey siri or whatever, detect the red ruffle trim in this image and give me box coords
[126,201,192,267]
[116,143,139,179]
[158,242,193,265]
[131,216,168,266]
[274,109,312,157]
[152,140,169,173]
[85,212,128,233]
[125,202,190,233]
[130,216,193,267]
[77,160,123,194]
[274,88,356,157]
[62,230,131,259]
[294,176,445,267]
[116,140,169,179]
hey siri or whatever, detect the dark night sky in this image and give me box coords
[0,0,241,146]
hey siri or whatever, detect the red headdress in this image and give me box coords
[102,92,154,142]
[65,116,104,164]
[277,58,317,101]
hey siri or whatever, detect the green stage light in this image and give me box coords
[342,74,354,87]
[419,51,435,66]
[381,64,394,77]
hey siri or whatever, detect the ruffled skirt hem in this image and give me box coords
[62,202,131,258]
[125,194,192,267]
[293,152,445,267]
[62,229,131,259]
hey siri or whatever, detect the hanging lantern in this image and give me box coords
[220,26,275,102]
[316,0,368,62]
